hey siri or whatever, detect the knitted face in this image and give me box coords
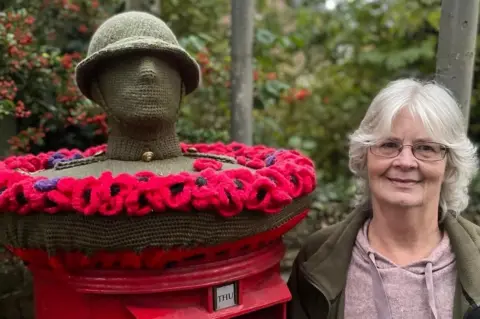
[95,53,182,127]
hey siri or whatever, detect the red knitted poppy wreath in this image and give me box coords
[0,142,316,270]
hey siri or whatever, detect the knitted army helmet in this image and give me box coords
[75,11,201,99]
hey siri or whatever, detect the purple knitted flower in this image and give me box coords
[47,153,65,168]
[47,152,84,168]
[34,178,60,192]
[265,155,276,167]
[265,149,284,167]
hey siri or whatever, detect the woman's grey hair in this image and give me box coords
[348,78,479,218]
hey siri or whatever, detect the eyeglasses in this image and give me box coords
[369,141,448,161]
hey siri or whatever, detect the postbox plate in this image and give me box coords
[213,282,238,311]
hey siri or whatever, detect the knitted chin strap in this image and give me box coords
[91,78,119,125]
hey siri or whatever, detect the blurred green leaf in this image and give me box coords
[427,9,441,30]
[256,28,276,45]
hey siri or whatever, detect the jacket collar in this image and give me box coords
[443,212,480,304]
[301,208,480,304]
[302,207,369,301]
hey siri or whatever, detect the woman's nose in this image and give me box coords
[394,146,418,168]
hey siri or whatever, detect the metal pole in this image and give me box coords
[230,0,255,145]
[125,0,144,11]
[152,0,161,15]
[435,0,479,131]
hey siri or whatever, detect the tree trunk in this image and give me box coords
[435,0,479,131]
[0,116,16,159]
[230,0,255,145]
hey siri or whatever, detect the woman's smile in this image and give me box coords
[386,176,421,188]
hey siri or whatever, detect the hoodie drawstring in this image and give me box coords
[368,253,439,319]
[425,262,439,319]
[369,253,394,319]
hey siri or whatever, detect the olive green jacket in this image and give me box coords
[287,208,480,319]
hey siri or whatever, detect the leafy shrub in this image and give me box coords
[0,0,121,154]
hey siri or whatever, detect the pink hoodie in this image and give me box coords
[344,219,457,319]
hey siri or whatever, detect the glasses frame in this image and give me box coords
[369,141,449,162]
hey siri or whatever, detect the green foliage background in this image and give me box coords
[2,0,480,317]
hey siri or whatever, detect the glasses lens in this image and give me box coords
[371,141,401,157]
[413,142,446,161]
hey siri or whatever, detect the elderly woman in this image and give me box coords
[287,78,480,319]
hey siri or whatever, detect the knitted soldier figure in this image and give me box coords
[0,11,316,271]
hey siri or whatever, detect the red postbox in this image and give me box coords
[28,240,290,319]
[0,11,317,319]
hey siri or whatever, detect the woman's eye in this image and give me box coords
[380,142,398,148]
[416,144,436,152]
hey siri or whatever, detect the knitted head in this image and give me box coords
[73,11,201,164]
[91,54,182,128]
[76,11,200,132]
